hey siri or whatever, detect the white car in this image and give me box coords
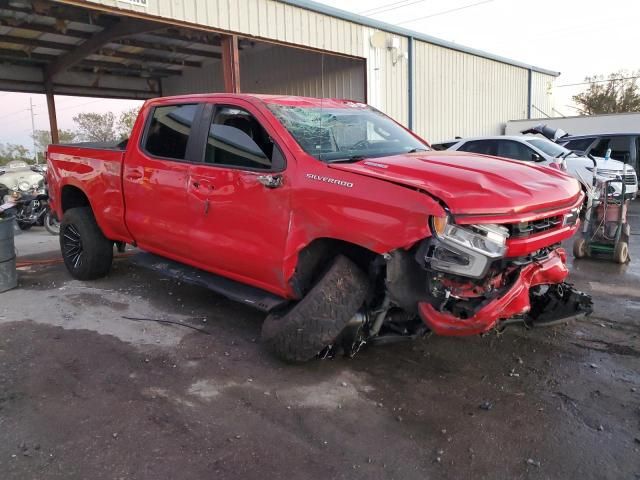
[434,135,638,197]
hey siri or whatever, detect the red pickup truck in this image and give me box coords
[48,94,591,362]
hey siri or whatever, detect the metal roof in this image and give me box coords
[279,0,561,77]
[0,2,243,98]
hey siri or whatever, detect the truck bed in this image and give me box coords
[47,143,132,243]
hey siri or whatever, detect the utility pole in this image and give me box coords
[29,97,37,164]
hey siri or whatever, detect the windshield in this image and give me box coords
[267,104,429,161]
[525,138,572,157]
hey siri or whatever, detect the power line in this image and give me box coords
[396,0,494,24]
[0,107,31,121]
[359,0,426,16]
[58,98,106,112]
[556,75,640,88]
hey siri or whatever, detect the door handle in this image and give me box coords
[191,179,214,191]
[257,174,283,189]
[126,169,143,181]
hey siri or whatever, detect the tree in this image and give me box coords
[573,70,640,115]
[32,129,76,152]
[0,143,32,166]
[116,107,140,140]
[72,111,117,142]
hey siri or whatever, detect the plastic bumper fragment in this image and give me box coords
[418,248,569,336]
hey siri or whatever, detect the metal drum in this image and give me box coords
[0,217,17,292]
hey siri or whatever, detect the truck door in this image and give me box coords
[123,103,202,258]
[186,102,291,294]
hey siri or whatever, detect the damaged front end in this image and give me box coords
[368,214,592,345]
[414,214,592,335]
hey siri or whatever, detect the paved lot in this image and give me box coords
[1,209,639,480]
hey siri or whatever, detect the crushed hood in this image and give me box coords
[330,151,582,217]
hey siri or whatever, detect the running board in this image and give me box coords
[130,252,289,313]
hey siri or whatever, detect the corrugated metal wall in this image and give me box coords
[67,0,554,135]
[161,43,366,101]
[531,71,555,118]
[161,60,223,95]
[72,0,409,125]
[413,41,529,143]
[240,43,366,100]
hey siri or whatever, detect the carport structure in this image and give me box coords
[0,0,559,144]
[0,0,366,143]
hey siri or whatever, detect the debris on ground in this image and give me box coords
[479,401,494,411]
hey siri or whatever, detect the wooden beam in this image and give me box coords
[221,34,240,94]
[116,37,221,60]
[73,60,181,78]
[0,19,223,59]
[0,78,160,98]
[0,47,181,77]
[0,33,204,68]
[0,33,78,51]
[44,19,161,80]
[95,48,202,68]
[44,82,59,144]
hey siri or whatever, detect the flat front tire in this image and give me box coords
[60,207,113,280]
[261,255,369,363]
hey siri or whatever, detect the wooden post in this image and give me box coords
[45,83,59,144]
[221,34,240,93]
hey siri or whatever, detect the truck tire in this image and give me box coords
[261,255,369,362]
[60,207,113,280]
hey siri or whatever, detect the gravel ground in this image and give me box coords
[0,209,639,480]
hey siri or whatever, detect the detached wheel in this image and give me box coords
[261,255,369,362]
[613,241,629,264]
[60,207,113,280]
[573,237,588,258]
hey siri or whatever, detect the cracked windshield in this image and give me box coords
[268,104,429,162]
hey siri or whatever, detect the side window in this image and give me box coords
[458,140,496,155]
[496,140,536,161]
[204,106,282,170]
[589,138,611,158]
[608,136,632,163]
[563,138,595,152]
[144,104,198,160]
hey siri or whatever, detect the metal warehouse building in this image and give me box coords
[0,0,558,143]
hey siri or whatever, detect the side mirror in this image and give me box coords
[531,153,542,162]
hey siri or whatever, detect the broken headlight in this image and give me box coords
[427,216,509,279]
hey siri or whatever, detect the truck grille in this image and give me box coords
[508,216,562,238]
[590,168,637,186]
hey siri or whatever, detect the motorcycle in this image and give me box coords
[0,165,59,235]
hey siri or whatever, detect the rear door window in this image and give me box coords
[562,138,596,152]
[496,140,536,161]
[458,140,497,156]
[144,104,199,160]
[589,136,632,162]
[608,136,632,163]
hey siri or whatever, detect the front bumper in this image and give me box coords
[418,248,569,336]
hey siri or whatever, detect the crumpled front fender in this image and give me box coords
[418,248,569,336]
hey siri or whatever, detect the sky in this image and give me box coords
[1,0,638,151]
